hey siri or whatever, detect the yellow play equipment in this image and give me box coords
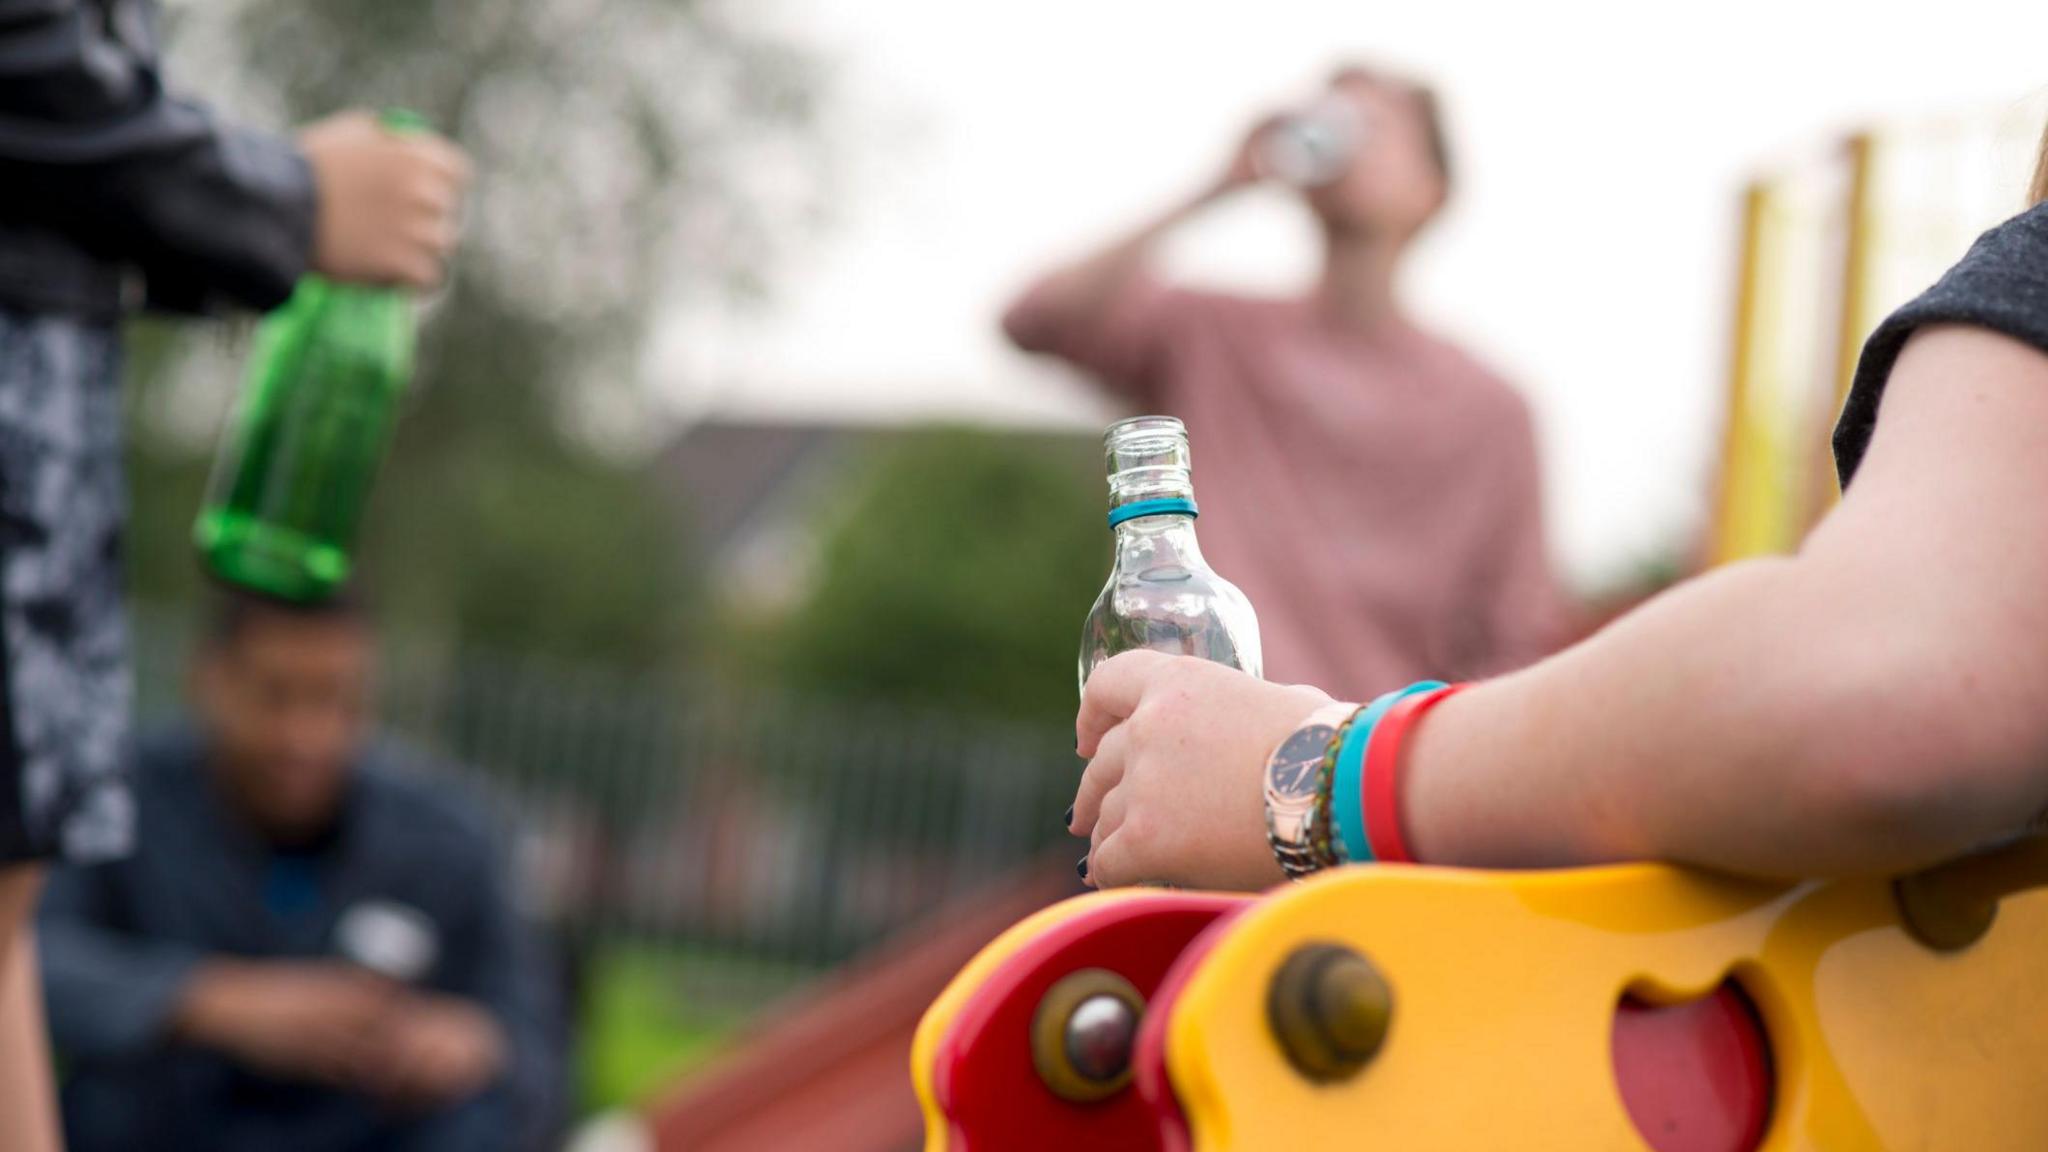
[914,837,2048,1151]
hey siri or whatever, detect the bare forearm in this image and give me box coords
[1408,330,2048,880]
[1407,555,2033,877]
[0,870,59,1152]
[167,961,248,1049]
[1002,182,1228,347]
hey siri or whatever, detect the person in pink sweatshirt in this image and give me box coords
[1003,64,1566,701]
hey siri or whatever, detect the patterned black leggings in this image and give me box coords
[0,307,132,865]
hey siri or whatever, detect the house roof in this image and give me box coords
[653,419,1100,565]
[653,421,850,560]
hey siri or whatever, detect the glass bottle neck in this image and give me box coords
[1111,511,1206,567]
[1103,415,1194,510]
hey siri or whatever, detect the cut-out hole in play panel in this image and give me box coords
[1611,981,1774,1152]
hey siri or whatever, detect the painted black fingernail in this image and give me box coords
[1063,805,1075,828]
[1076,855,1090,880]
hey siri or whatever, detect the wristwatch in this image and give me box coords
[1264,703,1353,881]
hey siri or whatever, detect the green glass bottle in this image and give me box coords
[194,112,426,603]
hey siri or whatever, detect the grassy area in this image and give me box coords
[577,943,817,1113]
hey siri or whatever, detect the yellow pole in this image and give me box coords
[1706,182,1772,568]
[1813,131,1878,521]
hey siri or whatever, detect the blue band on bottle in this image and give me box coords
[1333,680,1446,864]
[1107,497,1199,528]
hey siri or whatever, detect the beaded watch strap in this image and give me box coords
[1306,711,1354,868]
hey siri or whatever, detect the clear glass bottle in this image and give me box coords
[1079,416,1262,692]
[1257,94,1366,188]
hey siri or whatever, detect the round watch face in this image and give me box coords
[1265,702,1356,871]
[1266,724,1334,809]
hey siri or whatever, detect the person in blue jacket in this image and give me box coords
[0,4,466,1145]
[39,591,564,1152]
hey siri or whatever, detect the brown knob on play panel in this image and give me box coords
[1894,833,2048,953]
[1267,943,1392,1083]
[1031,968,1144,1103]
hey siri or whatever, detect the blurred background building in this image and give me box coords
[112,1,2048,1148]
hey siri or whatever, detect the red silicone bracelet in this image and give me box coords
[1361,683,1465,864]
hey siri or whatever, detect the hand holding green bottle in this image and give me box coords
[195,110,469,602]
[298,107,470,289]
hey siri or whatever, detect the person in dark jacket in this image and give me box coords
[38,591,563,1152]
[0,4,467,1145]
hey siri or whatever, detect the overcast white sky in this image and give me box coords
[651,0,2048,585]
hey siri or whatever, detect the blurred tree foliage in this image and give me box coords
[129,0,832,667]
[131,2,1115,725]
[768,427,1108,727]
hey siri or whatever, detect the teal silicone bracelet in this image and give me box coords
[1332,681,1445,863]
